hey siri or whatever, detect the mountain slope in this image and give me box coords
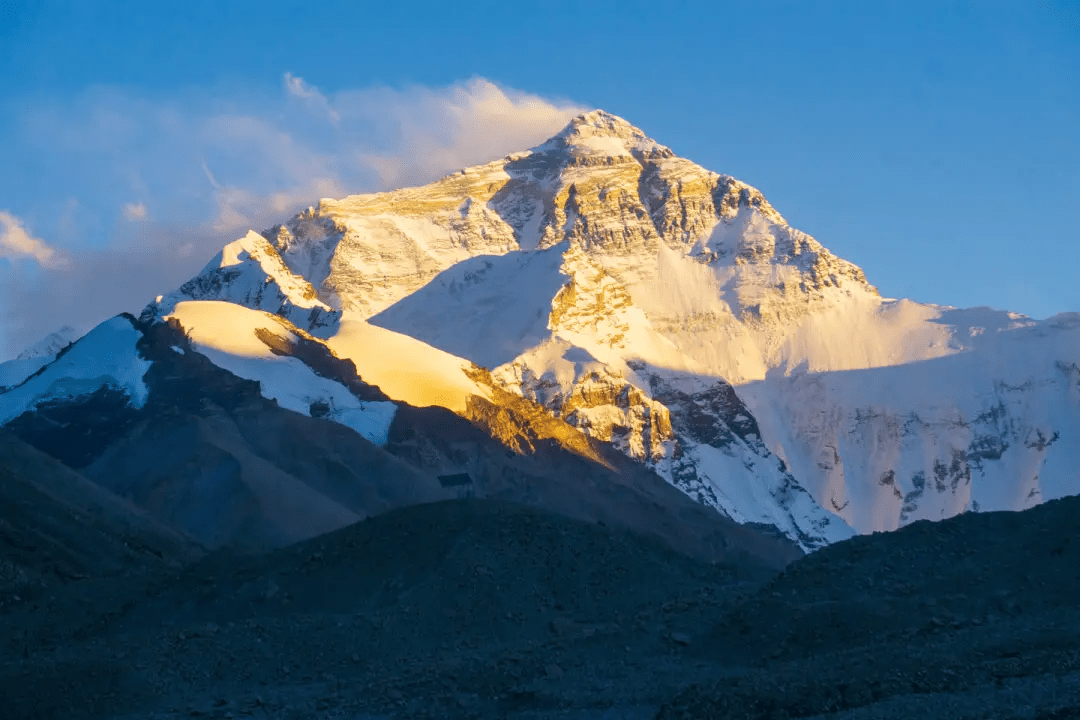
[3,484,1077,719]
[0,307,799,565]
[660,492,1080,720]
[738,311,1080,532]
[0,432,201,600]
[6,109,1078,549]
[0,316,446,549]
[0,321,139,407]
[0,497,788,720]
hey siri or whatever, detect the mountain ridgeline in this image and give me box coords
[2,109,1078,553]
[3,109,1080,720]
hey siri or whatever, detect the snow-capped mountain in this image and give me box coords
[0,325,79,391]
[6,110,1078,551]
[145,231,342,336]
[0,317,150,427]
[16,326,79,361]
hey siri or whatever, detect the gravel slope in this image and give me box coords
[2,483,1077,720]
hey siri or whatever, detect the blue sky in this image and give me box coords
[1,0,1077,358]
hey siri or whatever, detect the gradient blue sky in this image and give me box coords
[1,0,1077,358]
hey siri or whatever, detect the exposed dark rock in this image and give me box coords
[4,384,143,468]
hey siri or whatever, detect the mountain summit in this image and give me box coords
[6,111,1080,550]
[147,109,875,376]
[532,109,673,160]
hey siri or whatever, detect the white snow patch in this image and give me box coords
[571,133,637,157]
[369,248,567,369]
[15,325,79,360]
[683,442,855,548]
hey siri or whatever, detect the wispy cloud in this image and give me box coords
[0,77,586,358]
[334,77,589,189]
[122,202,148,220]
[0,211,68,268]
[284,72,340,125]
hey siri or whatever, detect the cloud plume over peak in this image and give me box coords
[0,77,586,359]
[336,77,588,188]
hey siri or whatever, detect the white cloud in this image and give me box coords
[204,178,348,234]
[122,202,148,220]
[0,211,67,268]
[0,77,589,357]
[284,72,340,125]
[189,75,586,233]
[337,77,588,189]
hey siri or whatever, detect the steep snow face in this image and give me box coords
[0,316,150,424]
[143,231,340,337]
[645,369,855,549]
[738,311,1080,534]
[0,326,80,391]
[167,301,398,445]
[110,109,1078,548]
[368,246,568,370]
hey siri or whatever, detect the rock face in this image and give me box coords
[3,110,1079,549]
[142,231,341,336]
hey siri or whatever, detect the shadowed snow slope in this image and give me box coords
[0,326,78,391]
[0,316,150,425]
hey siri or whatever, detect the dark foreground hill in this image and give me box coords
[0,432,201,601]
[0,498,773,719]
[660,493,1080,719]
[2,493,1079,719]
